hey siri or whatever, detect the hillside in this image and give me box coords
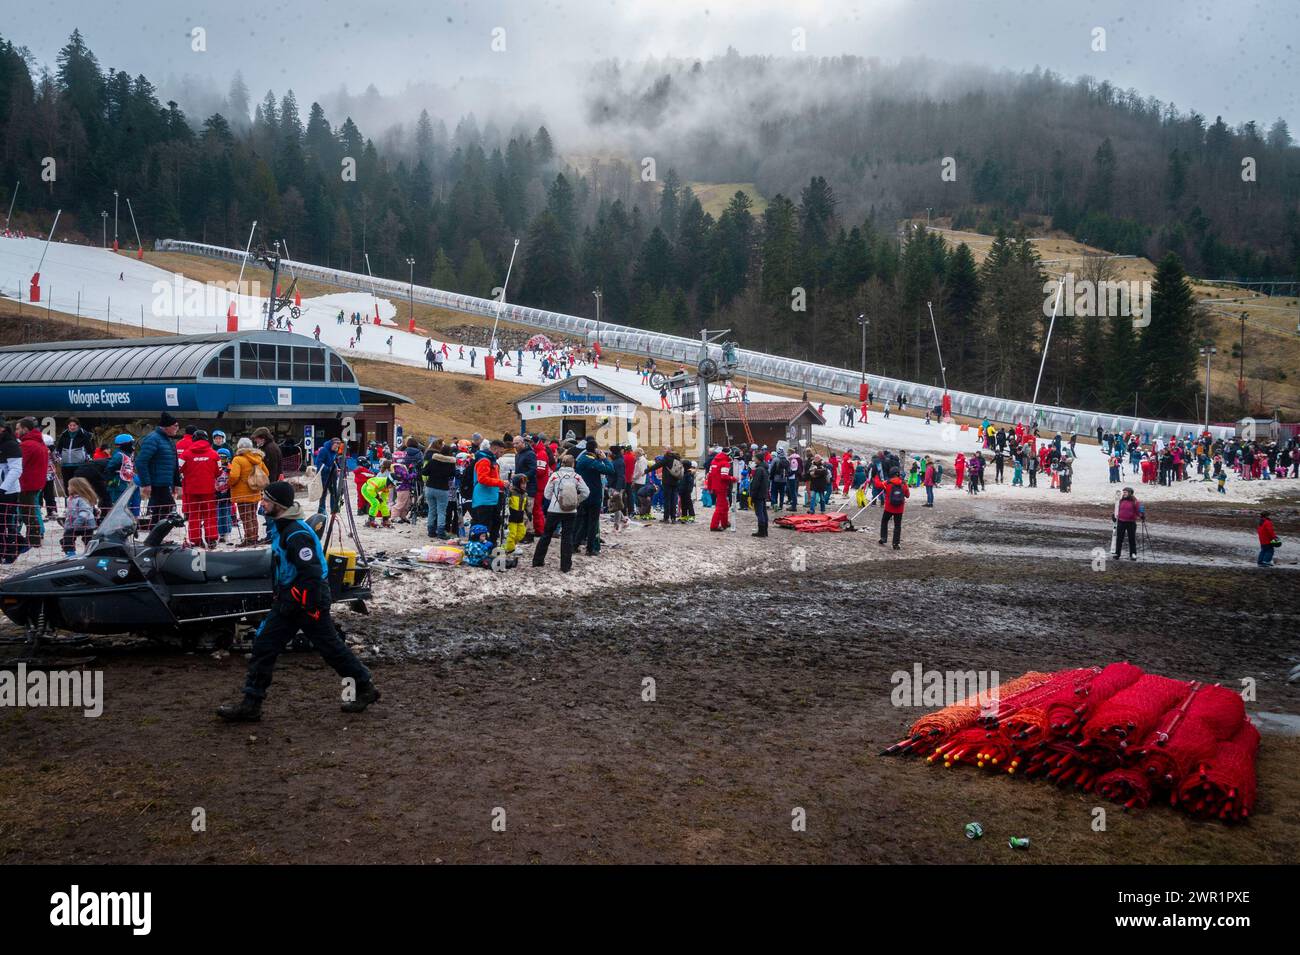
[914,223,1299,421]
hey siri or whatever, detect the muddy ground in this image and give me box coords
[1,492,1297,864]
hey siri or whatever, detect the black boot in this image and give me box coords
[217,695,262,722]
[341,680,381,713]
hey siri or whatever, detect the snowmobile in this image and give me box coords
[0,492,371,648]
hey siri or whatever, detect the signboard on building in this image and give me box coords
[521,400,638,418]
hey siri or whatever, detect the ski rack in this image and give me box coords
[323,458,371,581]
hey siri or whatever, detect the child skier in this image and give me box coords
[605,481,628,534]
[677,460,696,523]
[361,463,393,528]
[61,477,99,556]
[215,447,234,542]
[505,475,528,553]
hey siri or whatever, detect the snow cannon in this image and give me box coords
[226,301,238,332]
[29,272,40,303]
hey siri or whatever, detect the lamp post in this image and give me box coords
[112,190,119,250]
[592,288,602,346]
[487,238,520,361]
[405,256,415,332]
[100,211,107,249]
[856,313,868,384]
[1200,344,1218,431]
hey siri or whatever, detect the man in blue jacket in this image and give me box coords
[470,439,508,543]
[134,411,180,530]
[574,437,616,556]
[218,481,378,722]
[313,437,343,514]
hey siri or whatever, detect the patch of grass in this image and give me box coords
[687,182,769,218]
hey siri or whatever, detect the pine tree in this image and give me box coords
[518,210,577,309]
[634,227,674,295]
[534,125,554,164]
[226,71,250,128]
[279,90,303,144]
[674,190,710,292]
[55,30,103,135]
[941,242,980,381]
[1165,148,1187,203]
[430,247,458,290]
[759,195,799,306]
[830,226,872,297]
[1139,252,1199,416]
[1104,309,1140,412]
[659,168,681,240]
[702,191,753,310]
[545,173,576,236]
[1087,138,1116,212]
[1077,310,1107,408]
[459,239,496,298]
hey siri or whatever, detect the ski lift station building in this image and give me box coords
[0,330,410,448]
[513,374,641,442]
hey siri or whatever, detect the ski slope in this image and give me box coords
[1,235,1289,506]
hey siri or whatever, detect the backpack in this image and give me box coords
[117,452,135,482]
[888,482,906,508]
[555,472,580,512]
[246,458,270,491]
[669,457,684,480]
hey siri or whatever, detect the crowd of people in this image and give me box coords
[304,433,946,567]
[0,404,1290,575]
[0,413,299,563]
[1097,426,1300,492]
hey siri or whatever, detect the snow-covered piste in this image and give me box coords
[1,234,1290,507]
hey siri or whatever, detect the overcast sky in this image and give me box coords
[10,0,1297,129]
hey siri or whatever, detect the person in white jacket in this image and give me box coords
[531,455,589,573]
[0,419,25,563]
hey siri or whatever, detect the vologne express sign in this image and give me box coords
[67,387,139,409]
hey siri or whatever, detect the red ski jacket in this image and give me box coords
[873,475,910,514]
[179,440,219,495]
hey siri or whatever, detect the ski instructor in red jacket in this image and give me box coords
[180,430,220,547]
[873,467,910,549]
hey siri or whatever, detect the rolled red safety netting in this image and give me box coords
[1178,718,1260,822]
[1046,661,1143,735]
[997,667,1102,741]
[1083,673,1192,755]
[1135,683,1244,789]
[1097,768,1152,809]
[882,670,1051,756]
[977,669,1081,728]
[928,726,992,767]
[884,664,1262,823]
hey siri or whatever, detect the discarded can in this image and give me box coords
[1008,836,1031,849]
[964,822,984,840]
